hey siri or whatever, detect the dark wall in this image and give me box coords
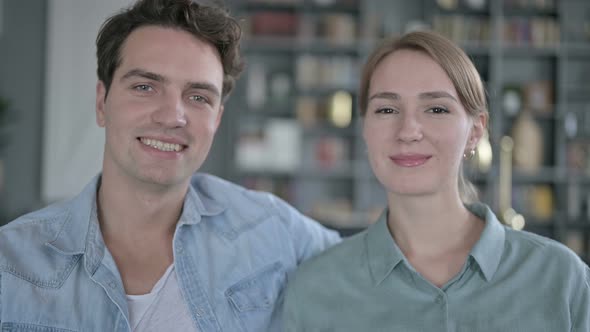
[0,0,47,224]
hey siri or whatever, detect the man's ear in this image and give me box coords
[468,112,488,150]
[214,105,224,131]
[96,81,107,127]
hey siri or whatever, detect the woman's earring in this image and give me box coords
[463,149,476,159]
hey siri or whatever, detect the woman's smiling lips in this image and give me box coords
[389,153,432,167]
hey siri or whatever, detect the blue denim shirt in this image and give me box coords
[0,174,340,332]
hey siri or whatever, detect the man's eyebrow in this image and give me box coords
[418,91,458,102]
[369,92,400,101]
[186,82,220,97]
[120,69,168,83]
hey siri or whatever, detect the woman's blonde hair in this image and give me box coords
[359,30,488,203]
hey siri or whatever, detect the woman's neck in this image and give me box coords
[386,193,482,259]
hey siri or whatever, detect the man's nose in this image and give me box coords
[151,93,187,128]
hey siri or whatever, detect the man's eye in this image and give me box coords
[134,84,153,92]
[189,95,207,103]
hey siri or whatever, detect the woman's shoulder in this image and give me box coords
[504,227,587,274]
[290,230,369,287]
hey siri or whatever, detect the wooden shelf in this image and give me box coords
[238,1,360,14]
[243,37,360,55]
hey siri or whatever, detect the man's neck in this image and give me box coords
[96,171,189,295]
[97,171,188,242]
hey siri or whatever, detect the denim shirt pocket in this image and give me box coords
[226,262,287,331]
[1,322,76,332]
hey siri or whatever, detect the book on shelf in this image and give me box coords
[503,17,559,47]
[502,0,556,11]
[321,14,357,45]
[295,55,356,89]
[433,14,490,45]
[249,12,299,37]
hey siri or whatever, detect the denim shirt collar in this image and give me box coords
[178,178,227,226]
[45,174,228,262]
[366,203,506,286]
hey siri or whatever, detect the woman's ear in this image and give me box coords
[468,112,488,150]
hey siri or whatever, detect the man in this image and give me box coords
[0,0,339,331]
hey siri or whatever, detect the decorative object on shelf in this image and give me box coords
[565,231,584,255]
[404,20,430,34]
[314,136,349,170]
[269,72,291,102]
[235,119,302,172]
[465,0,487,11]
[436,0,458,10]
[246,62,267,109]
[564,112,577,139]
[502,85,523,116]
[511,110,543,172]
[523,80,553,115]
[499,136,525,231]
[327,91,352,128]
[529,185,554,220]
[474,130,493,173]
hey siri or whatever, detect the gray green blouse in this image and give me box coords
[284,203,590,332]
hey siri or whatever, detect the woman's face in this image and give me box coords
[363,49,485,198]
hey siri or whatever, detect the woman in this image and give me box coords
[283,31,589,331]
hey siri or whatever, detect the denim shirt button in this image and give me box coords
[176,245,184,254]
[195,309,204,317]
[108,281,116,289]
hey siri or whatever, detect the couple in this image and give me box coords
[0,0,587,331]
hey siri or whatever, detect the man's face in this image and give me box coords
[96,25,224,189]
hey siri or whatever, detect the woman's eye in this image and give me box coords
[376,108,396,114]
[428,107,449,114]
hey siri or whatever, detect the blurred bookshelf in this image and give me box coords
[0,97,10,225]
[227,0,590,263]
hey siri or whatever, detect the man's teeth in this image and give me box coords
[140,138,183,152]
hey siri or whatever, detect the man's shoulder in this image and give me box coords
[0,202,75,282]
[0,202,71,242]
[190,173,285,212]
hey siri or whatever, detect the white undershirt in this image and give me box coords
[126,265,198,332]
